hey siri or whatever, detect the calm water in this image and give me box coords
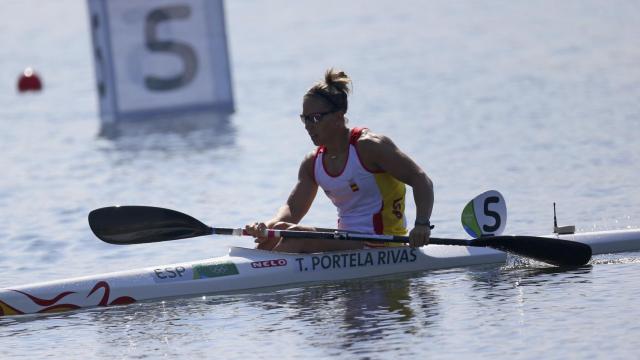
[1,0,640,359]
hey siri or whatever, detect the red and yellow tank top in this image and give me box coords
[313,128,407,241]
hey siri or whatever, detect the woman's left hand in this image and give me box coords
[408,225,431,247]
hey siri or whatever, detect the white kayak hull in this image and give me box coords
[1,229,639,317]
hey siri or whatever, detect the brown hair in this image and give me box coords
[304,68,352,113]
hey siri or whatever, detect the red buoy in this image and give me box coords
[17,67,43,92]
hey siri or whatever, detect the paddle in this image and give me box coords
[88,206,592,267]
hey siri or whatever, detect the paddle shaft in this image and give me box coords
[212,227,591,266]
[212,227,472,246]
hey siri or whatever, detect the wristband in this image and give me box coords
[414,218,434,229]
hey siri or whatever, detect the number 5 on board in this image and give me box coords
[88,0,234,123]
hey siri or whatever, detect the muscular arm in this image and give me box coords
[358,131,434,246]
[266,151,319,227]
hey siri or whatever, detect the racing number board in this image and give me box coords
[88,0,234,122]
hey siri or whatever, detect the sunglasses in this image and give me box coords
[299,110,335,125]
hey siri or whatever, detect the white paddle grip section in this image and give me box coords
[88,0,234,123]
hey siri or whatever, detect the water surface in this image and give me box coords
[1,0,639,359]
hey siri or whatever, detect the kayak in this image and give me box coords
[1,228,639,318]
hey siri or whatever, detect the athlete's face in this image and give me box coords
[301,97,339,145]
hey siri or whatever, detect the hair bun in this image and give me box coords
[324,68,351,95]
[304,68,352,113]
[325,69,347,85]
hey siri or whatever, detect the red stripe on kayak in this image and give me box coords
[13,289,75,307]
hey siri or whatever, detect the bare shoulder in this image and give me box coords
[356,129,397,153]
[299,148,318,175]
[301,148,318,164]
[355,129,399,171]
[355,128,424,180]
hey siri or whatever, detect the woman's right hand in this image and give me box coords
[246,222,280,250]
[245,221,315,250]
[245,222,269,244]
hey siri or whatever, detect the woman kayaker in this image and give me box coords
[246,68,434,252]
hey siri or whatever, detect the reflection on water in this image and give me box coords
[98,111,237,154]
[0,273,442,354]
[89,274,444,357]
[1,262,636,359]
[468,263,594,293]
[240,274,441,348]
[591,251,640,265]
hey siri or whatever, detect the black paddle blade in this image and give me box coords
[475,236,592,267]
[88,206,213,245]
